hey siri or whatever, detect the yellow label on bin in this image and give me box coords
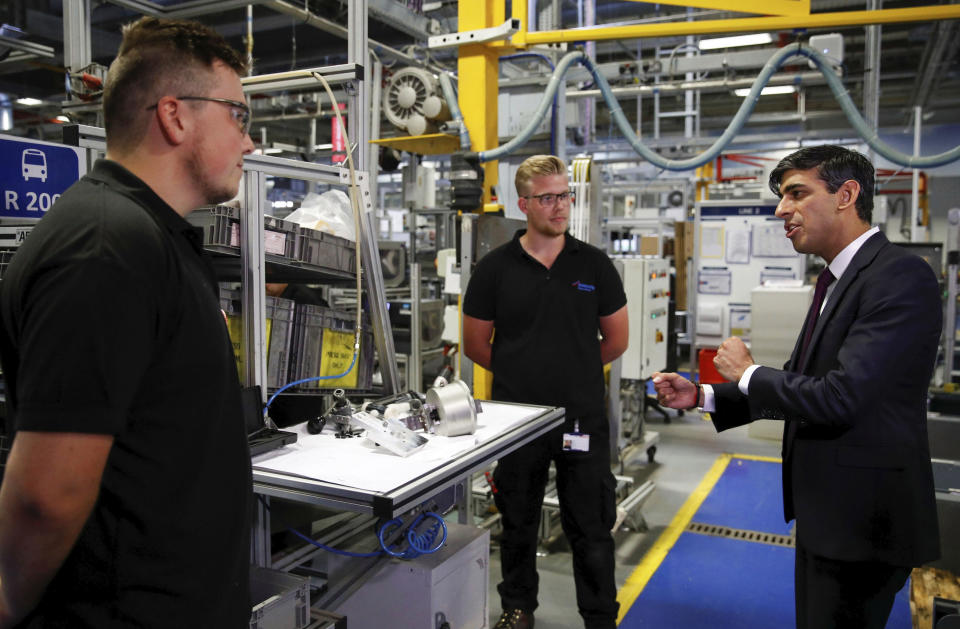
[319,328,358,388]
[225,314,272,380]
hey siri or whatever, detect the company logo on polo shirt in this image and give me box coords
[572,280,595,293]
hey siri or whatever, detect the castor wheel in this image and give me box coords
[647,445,657,463]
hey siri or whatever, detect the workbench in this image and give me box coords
[249,400,564,567]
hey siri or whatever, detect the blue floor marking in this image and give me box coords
[693,458,793,536]
[618,456,913,628]
[620,531,795,628]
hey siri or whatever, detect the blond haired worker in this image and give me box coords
[463,155,629,629]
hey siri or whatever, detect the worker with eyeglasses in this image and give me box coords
[463,155,629,629]
[0,16,255,628]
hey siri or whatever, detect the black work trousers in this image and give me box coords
[795,541,912,629]
[492,419,619,629]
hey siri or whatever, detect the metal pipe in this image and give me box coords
[369,55,382,221]
[348,0,367,174]
[619,480,656,512]
[945,258,958,384]
[245,4,253,71]
[478,44,960,169]
[438,71,471,151]
[583,0,595,146]
[410,263,422,392]
[945,210,960,385]
[863,0,881,132]
[567,71,826,99]
[249,112,327,123]
[63,0,92,74]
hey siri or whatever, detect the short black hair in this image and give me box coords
[768,145,874,223]
[103,16,248,153]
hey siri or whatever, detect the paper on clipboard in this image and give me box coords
[700,224,725,259]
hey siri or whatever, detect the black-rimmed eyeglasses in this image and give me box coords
[524,191,575,207]
[146,96,251,135]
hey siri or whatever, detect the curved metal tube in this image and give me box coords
[480,51,583,163]
[500,52,558,154]
[479,43,960,170]
[438,71,471,151]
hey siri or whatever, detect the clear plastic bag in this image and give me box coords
[285,189,355,241]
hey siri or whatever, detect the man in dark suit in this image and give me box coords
[653,145,940,629]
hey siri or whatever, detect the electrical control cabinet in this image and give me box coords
[333,522,490,629]
[618,258,670,380]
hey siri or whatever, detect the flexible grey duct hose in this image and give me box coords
[480,51,583,163]
[479,43,960,170]
[438,71,471,151]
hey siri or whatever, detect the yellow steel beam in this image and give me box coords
[369,133,461,156]
[458,1,502,400]
[521,5,960,44]
[626,0,809,17]
[458,1,501,206]
[511,0,528,48]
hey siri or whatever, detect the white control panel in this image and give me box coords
[618,258,670,380]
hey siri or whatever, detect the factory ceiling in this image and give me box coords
[0,0,957,162]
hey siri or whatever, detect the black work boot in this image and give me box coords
[494,608,535,629]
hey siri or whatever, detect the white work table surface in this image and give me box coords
[251,400,564,518]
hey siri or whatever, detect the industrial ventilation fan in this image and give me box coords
[383,67,451,136]
[665,188,687,209]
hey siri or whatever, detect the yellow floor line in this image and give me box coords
[731,452,782,464]
[615,452,732,625]
[615,452,782,625]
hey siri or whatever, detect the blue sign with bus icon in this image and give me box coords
[1,134,85,219]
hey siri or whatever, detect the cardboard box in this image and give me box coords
[639,235,659,256]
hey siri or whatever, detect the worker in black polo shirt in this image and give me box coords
[0,17,254,628]
[463,155,629,629]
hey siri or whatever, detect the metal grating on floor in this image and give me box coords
[686,521,795,548]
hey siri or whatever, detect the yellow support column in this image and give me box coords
[696,161,714,201]
[458,1,503,399]
[458,1,502,210]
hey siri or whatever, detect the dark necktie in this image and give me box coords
[797,268,835,369]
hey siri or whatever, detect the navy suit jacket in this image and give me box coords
[711,231,940,566]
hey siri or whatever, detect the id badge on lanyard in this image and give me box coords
[562,420,590,452]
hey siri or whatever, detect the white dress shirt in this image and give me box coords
[701,226,879,411]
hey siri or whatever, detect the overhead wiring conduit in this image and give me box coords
[438,71,470,151]
[499,52,559,155]
[475,42,960,170]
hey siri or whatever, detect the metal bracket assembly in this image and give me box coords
[428,18,520,50]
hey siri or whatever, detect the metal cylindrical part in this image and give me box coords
[405,113,430,136]
[426,379,477,437]
[422,95,451,121]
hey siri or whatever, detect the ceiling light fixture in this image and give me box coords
[16,97,43,106]
[700,33,773,50]
[734,85,796,97]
